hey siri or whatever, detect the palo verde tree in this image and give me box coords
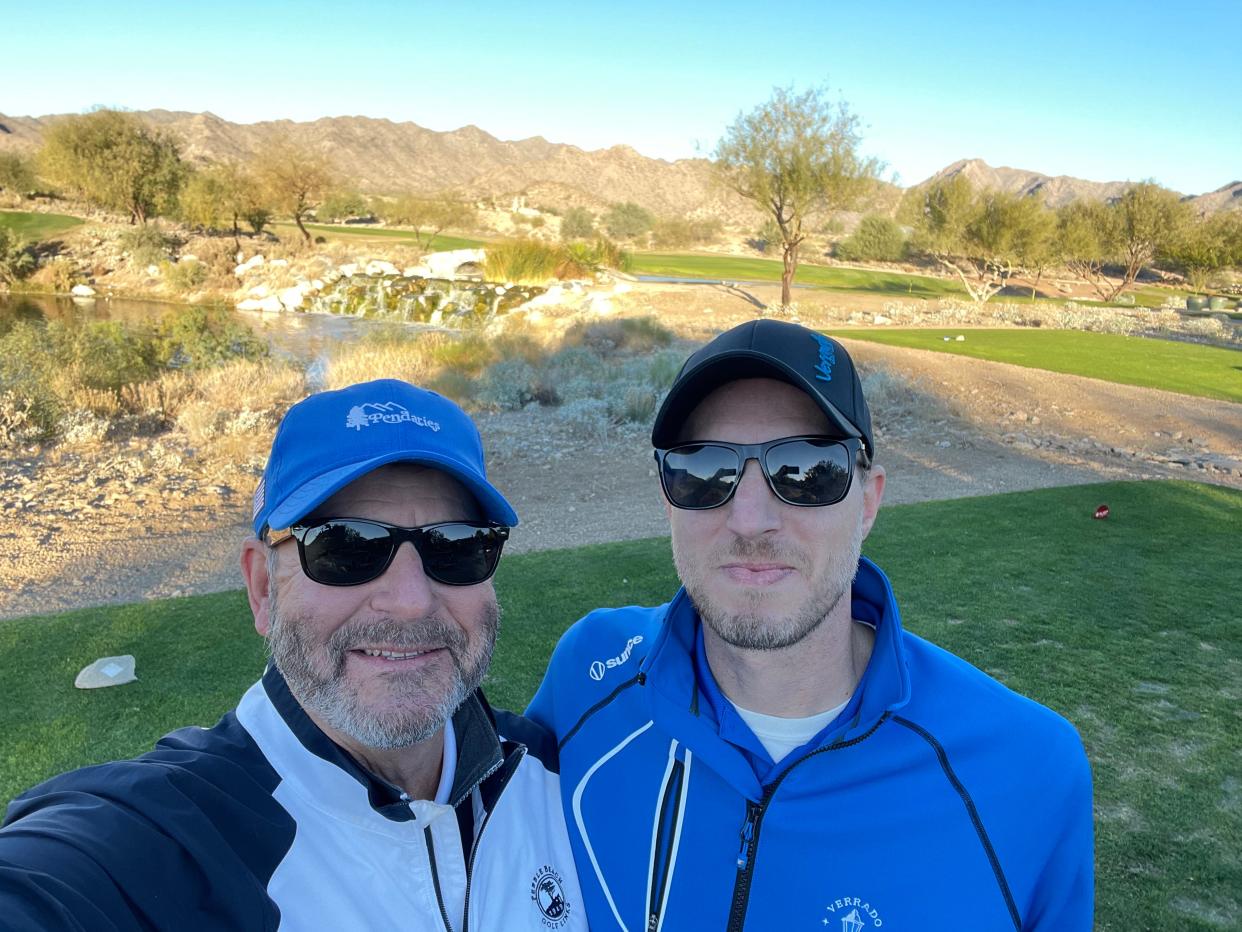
[714,84,882,308]
[381,195,475,248]
[180,161,272,248]
[1163,211,1242,291]
[38,109,185,223]
[907,176,1054,302]
[253,141,335,243]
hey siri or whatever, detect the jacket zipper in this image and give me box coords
[724,714,890,932]
[461,745,525,932]
[424,825,456,932]
[645,757,686,931]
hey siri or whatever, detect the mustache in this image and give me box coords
[720,536,805,566]
[326,617,469,654]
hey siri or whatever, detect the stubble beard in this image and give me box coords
[266,586,499,750]
[677,517,866,652]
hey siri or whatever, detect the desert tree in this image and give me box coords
[0,153,37,196]
[713,84,883,308]
[38,109,185,223]
[908,177,1053,302]
[1163,211,1242,292]
[252,141,335,243]
[382,195,475,248]
[601,202,654,241]
[560,206,595,240]
[180,161,272,248]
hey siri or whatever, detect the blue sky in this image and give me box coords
[2,0,1238,194]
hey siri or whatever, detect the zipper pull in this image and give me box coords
[736,805,757,870]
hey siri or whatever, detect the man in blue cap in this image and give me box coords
[528,319,1094,931]
[0,379,585,931]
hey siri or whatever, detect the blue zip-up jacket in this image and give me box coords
[527,558,1093,931]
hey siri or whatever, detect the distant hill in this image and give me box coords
[0,111,1235,219]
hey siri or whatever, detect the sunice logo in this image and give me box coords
[812,333,836,383]
[345,401,441,432]
[588,635,643,681]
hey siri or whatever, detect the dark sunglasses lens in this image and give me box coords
[417,523,505,586]
[300,520,394,585]
[765,439,852,505]
[662,444,741,508]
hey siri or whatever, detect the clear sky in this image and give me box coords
[2,0,1238,194]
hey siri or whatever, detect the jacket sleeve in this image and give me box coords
[1023,736,1094,931]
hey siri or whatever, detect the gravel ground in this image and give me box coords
[2,342,1237,621]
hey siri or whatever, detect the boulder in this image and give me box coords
[279,285,310,311]
[365,260,400,276]
[178,254,198,264]
[268,258,289,268]
[423,249,486,280]
[248,284,270,298]
[404,265,432,278]
[70,284,96,297]
[338,263,358,277]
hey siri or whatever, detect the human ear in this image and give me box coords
[240,538,274,636]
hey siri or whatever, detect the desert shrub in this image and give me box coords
[562,316,673,355]
[30,257,80,292]
[0,153,37,195]
[752,219,782,254]
[512,213,546,228]
[836,214,907,262]
[560,207,595,240]
[174,358,303,445]
[0,389,47,445]
[478,358,540,410]
[602,202,654,241]
[651,216,723,249]
[559,397,613,441]
[559,237,632,276]
[484,239,561,284]
[154,305,267,369]
[163,258,208,291]
[120,224,173,267]
[429,334,496,376]
[0,228,35,283]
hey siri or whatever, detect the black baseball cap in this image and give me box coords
[651,319,874,459]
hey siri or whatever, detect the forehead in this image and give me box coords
[310,463,479,521]
[682,378,832,442]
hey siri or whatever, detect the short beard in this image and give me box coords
[266,583,498,750]
[679,517,865,652]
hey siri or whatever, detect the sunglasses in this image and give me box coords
[266,519,510,587]
[654,436,867,510]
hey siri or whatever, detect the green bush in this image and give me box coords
[484,239,562,285]
[120,225,173,267]
[0,153,37,196]
[154,306,267,369]
[0,228,35,284]
[836,214,907,262]
[602,202,654,240]
[651,216,722,249]
[163,259,208,291]
[560,207,595,240]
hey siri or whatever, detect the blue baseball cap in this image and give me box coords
[252,379,517,535]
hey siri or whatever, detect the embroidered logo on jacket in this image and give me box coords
[530,865,571,928]
[823,897,883,929]
[588,635,644,681]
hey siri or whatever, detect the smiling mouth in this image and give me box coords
[350,648,440,661]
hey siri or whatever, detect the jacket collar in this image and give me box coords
[637,557,911,794]
[261,665,505,820]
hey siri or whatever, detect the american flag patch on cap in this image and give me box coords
[252,477,265,521]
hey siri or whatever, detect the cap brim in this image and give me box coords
[651,353,863,447]
[265,449,518,531]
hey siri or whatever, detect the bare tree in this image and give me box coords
[713,85,883,308]
[252,141,335,243]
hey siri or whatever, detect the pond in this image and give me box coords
[0,292,437,366]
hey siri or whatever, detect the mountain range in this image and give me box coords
[0,111,1236,219]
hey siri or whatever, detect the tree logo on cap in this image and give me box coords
[345,402,441,432]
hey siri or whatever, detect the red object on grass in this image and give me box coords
[1093,504,1110,519]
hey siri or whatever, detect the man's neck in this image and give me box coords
[703,606,875,718]
[306,708,446,800]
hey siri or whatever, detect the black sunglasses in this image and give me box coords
[266,519,510,587]
[654,436,867,510]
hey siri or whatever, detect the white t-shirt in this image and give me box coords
[730,697,850,764]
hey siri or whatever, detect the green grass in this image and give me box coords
[630,251,966,299]
[2,480,1239,929]
[833,327,1242,403]
[275,221,485,252]
[0,209,84,241]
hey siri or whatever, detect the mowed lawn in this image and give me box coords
[0,480,1237,928]
[0,209,84,240]
[630,251,965,299]
[834,327,1242,403]
[275,221,485,252]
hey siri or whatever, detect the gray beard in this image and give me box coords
[682,519,865,652]
[266,591,498,750]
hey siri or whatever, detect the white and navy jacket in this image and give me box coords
[0,666,585,932]
[528,558,1094,931]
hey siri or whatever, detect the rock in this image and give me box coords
[338,263,358,277]
[258,296,282,313]
[429,309,443,326]
[75,655,137,689]
[404,265,432,278]
[146,265,160,277]
[873,314,893,325]
[422,248,486,280]
[589,295,614,315]
[178,254,198,264]
[310,279,324,291]
[70,284,96,297]
[247,284,270,298]
[365,260,399,276]
[236,298,265,311]
[612,281,633,294]
[279,285,309,311]
[268,258,289,268]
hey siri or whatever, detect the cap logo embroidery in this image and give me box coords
[812,333,836,383]
[345,402,441,432]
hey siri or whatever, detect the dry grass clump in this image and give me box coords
[174,358,305,448]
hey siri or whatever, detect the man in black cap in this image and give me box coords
[527,319,1094,931]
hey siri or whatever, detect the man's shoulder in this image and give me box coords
[899,631,1086,758]
[546,602,667,678]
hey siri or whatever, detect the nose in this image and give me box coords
[724,458,783,539]
[367,541,437,619]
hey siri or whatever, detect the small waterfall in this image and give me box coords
[305,274,544,324]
